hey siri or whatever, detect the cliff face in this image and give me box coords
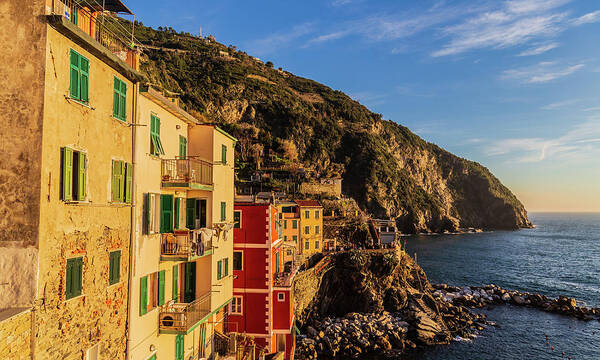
[131,23,532,233]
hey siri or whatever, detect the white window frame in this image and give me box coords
[231,296,243,315]
[277,293,285,302]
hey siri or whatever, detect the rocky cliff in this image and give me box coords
[130,23,532,233]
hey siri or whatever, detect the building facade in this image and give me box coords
[230,204,296,359]
[296,200,324,257]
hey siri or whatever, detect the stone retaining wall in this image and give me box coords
[0,310,32,360]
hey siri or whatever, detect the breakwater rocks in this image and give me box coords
[433,284,600,321]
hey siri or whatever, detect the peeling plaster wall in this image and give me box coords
[0,0,46,309]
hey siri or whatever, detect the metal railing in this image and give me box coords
[49,0,138,64]
[161,230,212,258]
[161,158,213,186]
[273,264,297,287]
[159,292,211,332]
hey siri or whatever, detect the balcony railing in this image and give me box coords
[159,292,211,332]
[273,264,298,287]
[161,230,212,259]
[49,0,138,65]
[161,158,213,188]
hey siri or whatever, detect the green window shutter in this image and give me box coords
[149,355,156,360]
[109,251,121,285]
[156,117,164,155]
[220,202,226,222]
[149,115,157,155]
[158,270,165,306]
[172,265,178,302]
[221,145,227,164]
[276,253,280,273]
[293,220,297,229]
[70,50,80,99]
[125,163,133,204]
[77,152,86,201]
[174,198,180,229]
[61,147,73,201]
[113,77,120,118]
[118,161,125,202]
[111,161,119,202]
[217,260,222,280]
[233,211,241,228]
[160,195,174,233]
[176,334,184,360]
[79,56,89,103]
[119,80,127,121]
[224,258,229,276]
[186,198,196,229]
[65,259,73,299]
[67,257,83,299]
[140,276,148,316]
[179,136,187,158]
[143,193,151,234]
[284,220,287,229]
[293,235,297,242]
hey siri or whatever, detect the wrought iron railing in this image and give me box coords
[159,292,211,332]
[160,230,212,258]
[161,158,213,186]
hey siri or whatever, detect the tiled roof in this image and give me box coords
[294,200,322,207]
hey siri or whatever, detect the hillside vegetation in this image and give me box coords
[131,23,531,233]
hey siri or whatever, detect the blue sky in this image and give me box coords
[126,0,600,212]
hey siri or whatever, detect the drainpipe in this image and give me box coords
[125,81,139,360]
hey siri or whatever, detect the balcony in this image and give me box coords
[161,158,213,191]
[160,230,212,261]
[48,0,138,68]
[159,292,211,334]
[273,264,298,288]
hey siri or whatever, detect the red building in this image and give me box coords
[229,202,296,359]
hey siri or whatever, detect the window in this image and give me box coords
[217,260,222,280]
[315,210,320,219]
[315,225,320,235]
[231,296,242,315]
[109,250,121,285]
[305,226,310,235]
[113,77,127,121]
[305,241,309,250]
[233,251,243,270]
[111,160,133,203]
[221,144,227,164]
[69,49,89,104]
[277,293,285,302]
[179,135,187,158]
[139,270,165,316]
[144,193,161,234]
[275,252,280,273]
[160,194,174,233]
[283,220,287,229]
[305,210,310,219]
[233,210,241,228]
[292,220,298,229]
[65,257,83,300]
[287,250,292,256]
[315,241,319,249]
[293,235,297,243]
[174,198,185,230]
[224,257,229,276]
[60,147,87,202]
[284,235,287,242]
[220,202,226,221]
[150,114,165,156]
[172,264,179,302]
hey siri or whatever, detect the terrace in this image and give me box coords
[160,229,213,261]
[161,158,213,191]
[159,292,211,334]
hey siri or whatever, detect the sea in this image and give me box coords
[402,212,600,360]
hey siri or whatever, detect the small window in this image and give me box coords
[283,220,287,229]
[277,293,285,302]
[179,135,187,158]
[139,270,165,316]
[231,296,243,315]
[286,250,292,256]
[220,202,227,222]
[60,147,87,202]
[315,225,320,235]
[315,241,319,249]
[221,145,227,164]
[305,210,310,219]
[293,235,297,243]
[217,260,223,279]
[65,257,83,300]
[315,210,320,219]
[305,241,309,250]
[113,77,127,121]
[144,193,161,234]
[150,114,165,156]
[292,220,298,229]
[111,160,133,203]
[69,49,89,104]
[224,257,229,277]
[233,210,242,228]
[284,235,287,242]
[233,251,243,270]
[305,226,310,235]
[109,250,121,285]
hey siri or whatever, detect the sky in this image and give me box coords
[125,0,600,212]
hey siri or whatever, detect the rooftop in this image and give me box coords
[295,200,322,207]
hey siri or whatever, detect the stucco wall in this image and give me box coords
[0,0,47,309]
[33,26,134,359]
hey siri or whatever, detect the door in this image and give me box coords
[186,198,196,229]
[160,194,174,233]
[175,334,184,360]
[197,199,207,228]
[184,262,196,303]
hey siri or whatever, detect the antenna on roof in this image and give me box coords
[199,26,203,38]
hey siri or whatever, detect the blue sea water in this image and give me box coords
[403,213,600,360]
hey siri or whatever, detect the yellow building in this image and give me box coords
[276,201,301,264]
[130,86,237,360]
[296,200,324,257]
[0,0,143,359]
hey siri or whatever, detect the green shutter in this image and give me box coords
[176,334,184,360]
[119,80,127,121]
[125,163,133,204]
[77,152,86,201]
[217,260,222,280]
[113,77,120,118]
[293,220,298,229]
[284,220,287,229]
[109,251,121,285]
[172,265,179,302]
[160,195,174,233]
[111,161,119,201]
[62,147,73,201]
[174,198,180,229]
[158,270,165,306]
[220,202,226,222]
[67,257,82,298]
[233,211,240,228]
[186,198,196,229]
[140,276,148,316]
[144,193,151,234]
[65,259,73,299]
[276,252,280,273]
[70,50,80,99]
[221,145,227,164]
[156,117,164,155]
[179,136,187,158]
[224,258,229,276]
[79,57,89,103]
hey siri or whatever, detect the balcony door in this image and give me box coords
[186,198,207,229]
[184,262,196,303]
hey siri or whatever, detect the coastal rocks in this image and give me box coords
[432,284,600,321]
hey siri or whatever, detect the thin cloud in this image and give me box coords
[246,23,315,55]
[501,62,584,84]
[572,10,600,25]
[540,98,580,110]
[517,42,559,56]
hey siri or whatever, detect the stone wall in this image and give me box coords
[300,183,341,198]
[0,310,32,360]
[0,0,47,308]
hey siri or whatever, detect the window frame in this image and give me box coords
[150,113,165,156]
[305,226,310,235]
[69,49,89,104]
[113,76,127,122]
[60,147,87,202]
[277,293,285,302]
[220,202,227,222]
[231,296,243,315]
[233,210,242,228]
[65,256,83,300]
[109,250,121,285]
[111,160,133,204]
[233,251,243,271]
[292,220,298,229]
[221,144,227,164]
